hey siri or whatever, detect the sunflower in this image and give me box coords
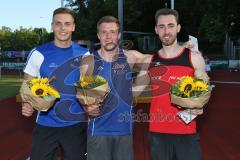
[30,78,41,85]
[31,83,48,97]
[80,81,90,88]
[79,75,107,89]
[194,80,209,91]
[48,86,60,98]
[81,76,95,84]
[96,75,107,84]
[179,76,194,97]
[40,78,48,84]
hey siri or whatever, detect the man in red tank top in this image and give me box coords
[145,8,209,160]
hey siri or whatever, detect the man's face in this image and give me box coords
[52,13,75,43]
[155,15,180,46]
[97,22,121,51]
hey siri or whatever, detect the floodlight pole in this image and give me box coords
[61,0,64,7]
[0,46,1,79]
[118,0,123,40]
[171,0,174,9]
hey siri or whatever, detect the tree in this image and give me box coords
[0,27,13,51]
[65,0,240,55]
[0,27,49,51]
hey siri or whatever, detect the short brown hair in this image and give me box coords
[155,8,179,24]
[97,16,120,33]
[52,7,75,23]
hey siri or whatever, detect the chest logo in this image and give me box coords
[112,63,127,74]
[49,62,58,68]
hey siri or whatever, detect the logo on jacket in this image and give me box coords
[49,62,58,68]
[112,63,127,74]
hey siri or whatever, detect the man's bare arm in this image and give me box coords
[125,50,152,97]
[191,51,209,82]
[80,54,95,76]
[21,73,35,117]
[23,73,34,80]
[190,51,209,115]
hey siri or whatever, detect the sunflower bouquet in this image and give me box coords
[19,77,60,111]
[170,76,212,109]
[76,75,110,106]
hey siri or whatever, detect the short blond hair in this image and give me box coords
[97,16,120,33]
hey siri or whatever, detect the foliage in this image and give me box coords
[198,15,226,52]
[0,27,48,51]
[65,0,240,55]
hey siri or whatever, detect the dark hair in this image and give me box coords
[155,8,179,24]
[53,7,75,22]
[97,16,120,33]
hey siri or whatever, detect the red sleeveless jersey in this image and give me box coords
[149,48,196,134]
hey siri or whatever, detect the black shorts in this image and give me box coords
[30,122,87,160]
[149,132,201,160]
[87,135,133,160]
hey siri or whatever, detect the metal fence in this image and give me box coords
[224,34,240,60]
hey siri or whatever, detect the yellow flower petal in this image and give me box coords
[40,78,48,84]
[179,77,194,92]
[194,81,209,91]
[80,81,89,88]
[48,86,60,98]
[30,78,40,84]
[79,75,107,89]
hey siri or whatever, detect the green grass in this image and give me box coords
[0,75,23,100]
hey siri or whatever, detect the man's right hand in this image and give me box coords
[183,41,194,49]
[22,102,34,117]
[83,104,101,117]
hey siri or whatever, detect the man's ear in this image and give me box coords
[72,23,75,32]
[118,32,121,40]
[155,26,158,35]
[51,23,53,31]
[177,24,181,33]
[97,33,100,40]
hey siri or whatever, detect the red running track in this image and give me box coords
[0,70,240,160]
[0,97,35,160]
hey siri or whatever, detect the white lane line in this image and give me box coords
[211,81,240,84]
